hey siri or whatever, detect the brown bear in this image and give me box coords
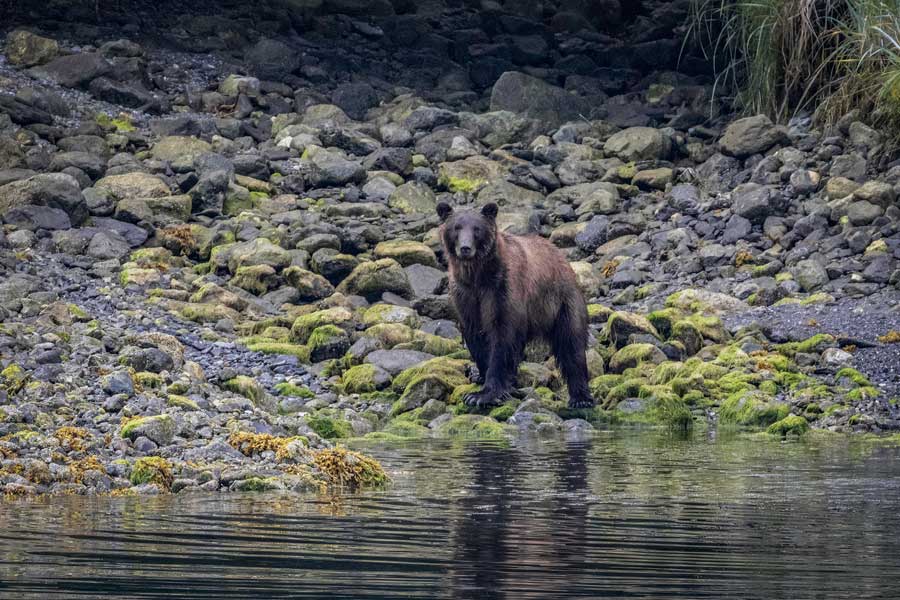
[436,201,594,408]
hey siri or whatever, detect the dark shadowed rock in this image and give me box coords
[245,39,300,82]
[28,52,110,88]
[490,71,592,129]
[0,173,87,225]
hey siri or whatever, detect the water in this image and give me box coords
[1,431,900,599]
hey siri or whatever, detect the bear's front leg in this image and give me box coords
[464,335,515,408]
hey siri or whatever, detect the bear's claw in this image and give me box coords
[568,397,595,409]
[464,390,509,408]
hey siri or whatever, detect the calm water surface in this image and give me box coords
[1,431,900,599]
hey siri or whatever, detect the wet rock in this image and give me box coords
[245,39,301,82]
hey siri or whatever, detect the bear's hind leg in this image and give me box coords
[551,303,594,409]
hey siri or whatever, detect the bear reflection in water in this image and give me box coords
[449,441,591,599]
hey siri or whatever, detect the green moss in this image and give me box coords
[836,368,872,387]
[488,404,516,422]
[719,391,790,428]
[776,334,836,357]
[436,415,508,439]
[382,420,431,438]
[766,415,809,436]
[847,386,879,401]
[120,415,174,440]
[439,174,484,193]
[341,364,381,394]
[245,342,312,363]
[365,323,416,347]
[231,476,285,492]
[167,394,199,410]
[180,303,236,324]
[223,376,266,404]
[307,414,352,439]
[604,379,646,409]
[130,457,173,489]
[133,371,164,390]
[1,364,28,395]
[290,307,354,344]
[275,383,315,398]
[96,112,136,132]
[647,308,680,338]
[392,357,469,394]
[587,304,614,324]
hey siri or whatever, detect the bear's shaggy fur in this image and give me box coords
[437,201,594,408]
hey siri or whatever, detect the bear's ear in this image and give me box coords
[481,202,498,220]
[436,202,453,222]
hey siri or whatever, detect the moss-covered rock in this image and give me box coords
[230,264,277,296]
[776,334,836,357]
[223,376,266,405]
[307,324,351,362]
[435,414,508,438]
[336,258,413,300]
[766,415,809,436]
[246,342,311,362]
[362,304,421,328]
[373,239,438,267]
[120,415,175,445]
[282,266,334,301]
[719,390,789,428]
[306,413,353,439]
[341,364,391,394]
[290,307,354,343]
[364,323,417,348]
[180,302,241,324]
[130,457,174,490]
[608,343,667,373]
[607,311,660,348]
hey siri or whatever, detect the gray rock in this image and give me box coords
[365,349,434,375]
[720,114,786,158]
[731,183,773,223]
[490,71,591,128]
[792,259,830,292]
[0,173,87,225]
[28,52,110,88]
[245,39,300,81]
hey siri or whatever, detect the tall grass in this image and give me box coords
[689,0,900,134]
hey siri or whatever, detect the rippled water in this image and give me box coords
[2,431,900,599]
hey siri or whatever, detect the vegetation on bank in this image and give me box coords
[690,0,900,141]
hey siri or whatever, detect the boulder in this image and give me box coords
[28,52,110,88]
[720,115,786,158]
[245,39,301,82]
[490,71,591,128]
[604,127,671,162]
[0,173,86,225]
[5,30,59,67]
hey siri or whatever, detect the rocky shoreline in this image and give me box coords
[1,0,899,497]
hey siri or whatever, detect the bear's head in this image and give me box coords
[436,202,498,261]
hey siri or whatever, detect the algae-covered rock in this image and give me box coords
[223,376,267,405]
[226,238,291,274]
[435,414,508,439]
[290,307,354,343]
[151,136,212,170]
[608,343,667,373]
[130,456,173,490]
[307,324,351,362]
[387,182,437,215]
[306,413,352,439]
[283,266,334,300]
[120,415,176,445]
[362,303,421,328]
[607,311,659,348]
[719,390,789,428]
[230,264,277,295]
[665,289,749,315]
[373,239,438,267]
[437,155,508,193]
[337,258,413,300]
[341,363,392,394]
[766,415,809,436]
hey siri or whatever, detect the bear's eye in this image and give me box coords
[454,224,462,231]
